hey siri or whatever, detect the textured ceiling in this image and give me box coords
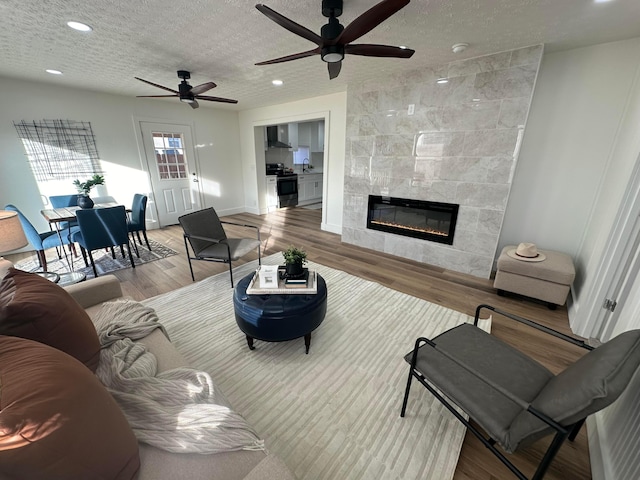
[0,0,639,110]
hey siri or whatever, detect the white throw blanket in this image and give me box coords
[92,299,264,454]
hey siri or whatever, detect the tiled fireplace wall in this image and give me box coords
[342,45,543,278]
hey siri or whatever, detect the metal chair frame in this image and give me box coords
[401,305,595,480]
[183,215,262,288]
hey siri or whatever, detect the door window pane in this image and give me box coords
[153,132,188,180]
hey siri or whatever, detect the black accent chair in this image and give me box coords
[401,304,640,480]
[71,206,135,277]
[178,207,261,287]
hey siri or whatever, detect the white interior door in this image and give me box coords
[139,122,201,226]
[579,153,640,340]
[597,213,640,340]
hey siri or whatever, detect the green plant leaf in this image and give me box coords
[282,245,307,264]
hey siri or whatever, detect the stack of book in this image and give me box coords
[247,267,317,295]
[284,269,309,289]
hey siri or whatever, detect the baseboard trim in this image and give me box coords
[216,206,247,217]
[321,221,341,235]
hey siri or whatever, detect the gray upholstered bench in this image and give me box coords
[494,245,575,309]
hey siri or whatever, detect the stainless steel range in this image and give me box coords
[266,163,298,207]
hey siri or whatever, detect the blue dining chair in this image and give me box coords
[3,204,79,272]
[71,206,135,277]
[127,194,151,253]
[49,194,79,230]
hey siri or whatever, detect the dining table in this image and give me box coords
[40,203,128,271]
[40,202,124,225]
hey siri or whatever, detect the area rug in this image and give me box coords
[143,254,491,480]
[14,239,177,277]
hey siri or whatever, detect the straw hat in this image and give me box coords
[506,243,546,262]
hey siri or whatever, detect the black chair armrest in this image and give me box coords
[220,221,261,241]
[220,220,258,230]
[474,304,593,351]
[183,233,222,244]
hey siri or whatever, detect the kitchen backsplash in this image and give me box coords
[265,150,324,173]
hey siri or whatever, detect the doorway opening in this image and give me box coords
[254,113,328,228]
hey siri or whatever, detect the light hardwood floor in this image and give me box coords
[9,206,591,480]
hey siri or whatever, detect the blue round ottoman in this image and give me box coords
[233,272,327,354]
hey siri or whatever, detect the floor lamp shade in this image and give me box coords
[0,210,28,254]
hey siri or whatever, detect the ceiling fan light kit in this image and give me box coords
[255,0,415,80]
[321,45,344,63]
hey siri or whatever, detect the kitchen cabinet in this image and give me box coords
[312,176,323,198]
[297,122,311,148]
[288,123,298,150]
[266,176,278,211]
[311,121,324,153]
[297,121,324,152]
[297,173,323,205]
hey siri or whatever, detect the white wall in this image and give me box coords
[238,92,347,234]
[497,40,640,480]
[0,76,243,241]
[571,50,640,335]
[500,38,640,260]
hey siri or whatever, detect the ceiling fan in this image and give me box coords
[255,0,415,80]
[134,70,238,109]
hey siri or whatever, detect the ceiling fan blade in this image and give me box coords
[190,100,199,109]
[337,0,410,45]
[256,48,320,65]
[134,77,179,94]
[196,95,239,104]
[256,4,323,46]
[346,44,415,58]
[190,82,217,95]
[136,95,179,98]
[328,61,342,80]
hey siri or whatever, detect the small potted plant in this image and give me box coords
[73,174,105,209]
[282,245,307,277]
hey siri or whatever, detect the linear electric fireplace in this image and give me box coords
[367,195,459,245]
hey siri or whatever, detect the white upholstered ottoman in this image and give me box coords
[494,245,575,309]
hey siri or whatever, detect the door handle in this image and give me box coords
[192,172,199,183]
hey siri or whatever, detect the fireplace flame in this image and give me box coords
[370,220,448,237]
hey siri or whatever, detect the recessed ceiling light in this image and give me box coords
[594,0,614,3]
[399,45,408,50]
[452,43,469,54]
[436,78,449,84]
[67,21,93,32]
[45,69,63,75]
[272,79,283,86]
